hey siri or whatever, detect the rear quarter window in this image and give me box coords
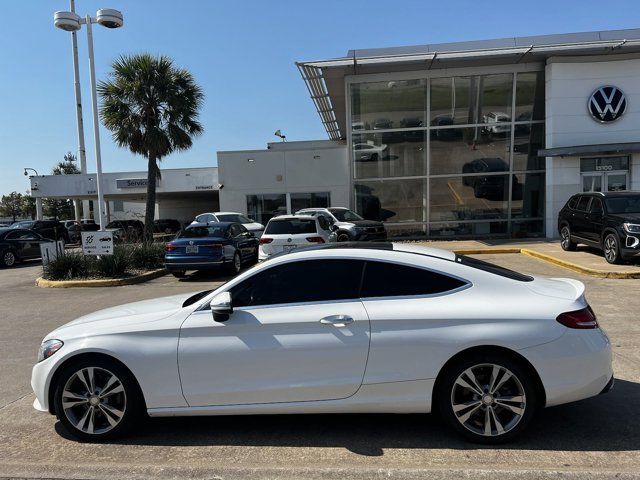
[361,261,467,298]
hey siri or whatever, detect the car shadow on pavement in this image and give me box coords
[55,379,640,455]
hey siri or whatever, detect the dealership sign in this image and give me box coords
[116,178,153,188]
[588,86,626,123]
[81,231,114,255]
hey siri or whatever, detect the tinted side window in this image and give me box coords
[576,196,591,212]
[590,198,603,214]
[567,196,578,209]
[361,261,467,298]
[230,260,365,307]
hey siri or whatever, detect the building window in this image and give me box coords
[290,192,330,212]
[349,69,546,238]
[113,200,124,212]
[247,194,287,225]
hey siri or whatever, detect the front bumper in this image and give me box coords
[621,233,640,259]
[354,231,387,242]
[31,358,54,414]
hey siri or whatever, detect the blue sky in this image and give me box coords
[1,0,639,195]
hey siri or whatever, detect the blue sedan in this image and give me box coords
[164,222,259,278]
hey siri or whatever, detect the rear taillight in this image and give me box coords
[306,236,325,243]
[165,242,176,252]
[556,306,598,329]
[259,237,273,245]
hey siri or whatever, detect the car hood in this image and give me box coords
[608,213,640,223]
[338,220,384,228]
[48,292,195,338]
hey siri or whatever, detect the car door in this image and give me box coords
[572,195,592,239]
[585,197,605,242]
[235,224,257,258]
[10,230,42,258]
[178,259,370,406]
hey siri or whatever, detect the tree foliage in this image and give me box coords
[43,152,81,220]
[0,192,24,222]
[98,53,204,241]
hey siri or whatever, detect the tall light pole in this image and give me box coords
[54,7,123,231]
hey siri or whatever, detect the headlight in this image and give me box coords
[623,223,640,234]
[37,339,63,362]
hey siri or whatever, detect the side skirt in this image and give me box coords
[148,379,434,417]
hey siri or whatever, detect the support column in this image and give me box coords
[36,198,43,220]
[74,199,82,223]
[105,200,111,223]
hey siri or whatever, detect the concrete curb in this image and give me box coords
[35,269,167,288]
[453,247,640,279]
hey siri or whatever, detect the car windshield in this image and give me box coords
[11,221,32,229]
[329,209,363,222]
[216,214,252,223]
[179,226,228,238]
[265,219,316,235]
[605,196,640,214]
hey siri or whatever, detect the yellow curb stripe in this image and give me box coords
[35,269,168,288]
[451,247,640,279]
[447,180,463,205]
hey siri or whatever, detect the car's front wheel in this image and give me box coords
[437,355,538,444]
[53,357,142,441]
[1,249,17,267]
[336,232,352,242]
[603,233,622,264]
[560,225,577,251]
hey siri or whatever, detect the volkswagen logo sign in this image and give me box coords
[588,86,627,123]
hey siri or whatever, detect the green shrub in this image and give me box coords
[129,242,165,270]
[94,246,130,278]
[43,252,94,280]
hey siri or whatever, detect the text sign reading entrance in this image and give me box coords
[81,231,114,255]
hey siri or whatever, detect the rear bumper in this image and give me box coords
[164,256,224,271]
[519,327,613,407]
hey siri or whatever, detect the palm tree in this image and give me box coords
[98,54,204,241]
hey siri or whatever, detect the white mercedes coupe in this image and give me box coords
[32,243,613,443]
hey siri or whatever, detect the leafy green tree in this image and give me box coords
[98,54,204,241]
[43,152,81,220]
[0,191,23,222]
[21,192,36,220]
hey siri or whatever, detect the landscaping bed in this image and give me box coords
[42,243,166,281]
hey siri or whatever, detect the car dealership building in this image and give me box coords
[30,27,640,239]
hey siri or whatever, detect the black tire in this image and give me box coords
[336,232,352,242]
[53,357,143,442]
[560,225,577,251]
[436,353,538,444]
[171,270,186,278]
[603,232,622,264]
[0,249,17,268]
[226,252,242,275]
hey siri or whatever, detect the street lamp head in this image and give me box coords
[96,9,123,29]
[54,11,82,32]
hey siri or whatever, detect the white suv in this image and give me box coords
[191,212,264,237]
[259,215,335,260]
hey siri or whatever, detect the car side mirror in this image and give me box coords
[210,291,233,322]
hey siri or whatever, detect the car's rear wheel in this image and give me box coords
[171,270,186,278]
[603,233,622,264]
[227,252,242,275]
[437,355,538,444]
[1,249,17,267]
[53,358,142,442]
[560,225,577,251]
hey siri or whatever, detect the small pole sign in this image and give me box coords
[81,231,114,255]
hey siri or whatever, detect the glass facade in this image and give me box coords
[350,70,545,238]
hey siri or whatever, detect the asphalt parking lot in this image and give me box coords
[0,254,639,479]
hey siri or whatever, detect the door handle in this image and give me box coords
[320,315,354,327]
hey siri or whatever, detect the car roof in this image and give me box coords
[583,191,640,198]
[269,215,316,221]
[187,221,235,228]
[267,242,456,262]
[213,211,245,216]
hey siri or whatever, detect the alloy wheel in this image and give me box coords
[560,227,571,249]
[604,235,618,263]
[3,251,16,267]
[61,367,127,435]
[450,363,526,437]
